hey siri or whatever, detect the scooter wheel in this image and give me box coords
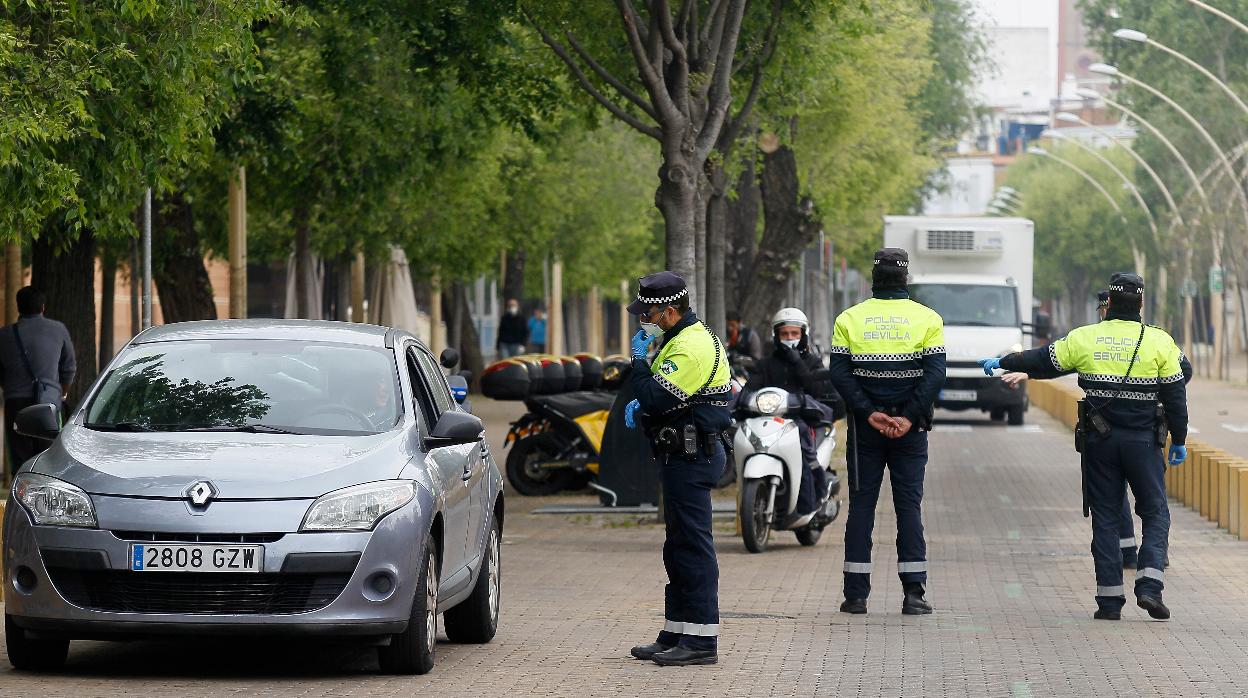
[505,434,579,496]
[740,480,772,553]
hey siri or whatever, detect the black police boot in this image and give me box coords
[630,642,672,660]
[1137,595,1171,620]
[1093,609,1121,621]
[902,583,933,615]
[651,646,718,666]
[839,598,867,614]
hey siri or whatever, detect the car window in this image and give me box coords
[414,348,456,414]
[85,340,401,435]
[406,347,441,429]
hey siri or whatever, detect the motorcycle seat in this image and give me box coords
[528,391,617,419]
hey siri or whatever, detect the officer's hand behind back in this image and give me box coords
[631,330,652,360]
[1168,444,1186,466]
[624,399,641,429]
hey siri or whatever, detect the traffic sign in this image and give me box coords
[1209,266,1225,294]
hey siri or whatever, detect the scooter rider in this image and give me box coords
[742,307,844,527]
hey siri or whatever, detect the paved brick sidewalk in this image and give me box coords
[4,403,1248,697]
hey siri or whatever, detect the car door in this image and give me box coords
[414,347,488,567]
[406,346,472,585]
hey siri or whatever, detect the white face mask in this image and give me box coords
[640,321,663,338]
[780,338,800,349]
[506,306,518,315]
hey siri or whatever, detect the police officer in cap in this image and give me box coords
[981,272,1188,620]
[828,247,946,615]
[622,271,731,666]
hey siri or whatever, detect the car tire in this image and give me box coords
[1007,405,1025,426]
[377,542,438,675]
[444,514,501,644]
[989,407,1005,422]
[506,433,577,496]
[5,614,69,672]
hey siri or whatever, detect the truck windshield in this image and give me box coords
[909,284,1019,328]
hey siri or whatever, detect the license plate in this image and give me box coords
[130,544,263,573]
[940,389,978,402]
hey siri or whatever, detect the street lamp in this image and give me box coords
[1027,146,1129,219]
[1178,0,1248,38]
[1112,28,1248,120]
[1088,63,1242,376]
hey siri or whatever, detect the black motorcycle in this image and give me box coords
[504,391,617,496]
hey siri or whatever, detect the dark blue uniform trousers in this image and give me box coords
[1085,428,1169,612]
[655,444,724,651]
[1119,493,1138,565]
[843,421,928,600]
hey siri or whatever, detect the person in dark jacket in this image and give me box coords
[741,307,843,526]
[726,311,763,363]
[1,287,76,476]
[496,298,529,358]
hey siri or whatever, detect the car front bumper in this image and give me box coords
[3,489,435,639]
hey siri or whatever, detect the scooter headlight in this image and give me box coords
[755,391,784,415]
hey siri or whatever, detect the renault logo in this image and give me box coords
[185,480,217,507]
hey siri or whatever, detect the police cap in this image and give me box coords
[873,248,910,268]
[627,271,688,315]
[1096,291,1110,308]
[1108,272,1144,294]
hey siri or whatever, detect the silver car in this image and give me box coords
[3,320,502,675]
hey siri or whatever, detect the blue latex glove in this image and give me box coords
[624,399,641,429]
[977,357,1002,376]
[630,329,653,360]
[1168,444,1187,466]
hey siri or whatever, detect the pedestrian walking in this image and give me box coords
[981,272,1188,620]
[827,248,946,616]
[496,298,528,358]
[527,308,547,355]
[1,287,76,477]
[622,271,731,666]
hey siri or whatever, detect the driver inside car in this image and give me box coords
[740,308,845,528]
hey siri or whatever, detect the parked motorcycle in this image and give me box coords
[734,387,841,553]
[504,391,615,496]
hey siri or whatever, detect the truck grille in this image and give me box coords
[47,569,350,615]
[925,229,976,251]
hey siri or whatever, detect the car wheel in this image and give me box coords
[377,542,438,675]
[5,614,69,672]
[444,514,501,643]
[989,407,1005,422]
[505,434,577,496]
[1007,405,1025,426]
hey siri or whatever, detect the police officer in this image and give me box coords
[980,272,1188,620]
[828,248,946,615]
[622,271,731,666]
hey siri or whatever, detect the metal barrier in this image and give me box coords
[1027,379,1248,541]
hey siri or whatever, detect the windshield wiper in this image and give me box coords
[86,422,155,432]
[181,423,305,435]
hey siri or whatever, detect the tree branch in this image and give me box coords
[696,0,747,161]
[614,0,678,119]
[566,31,657,120]
[530,17,662,140]
[701,0,726,47]
[686,0,700,64]
[654,0,691,118]
[724,0,784,143]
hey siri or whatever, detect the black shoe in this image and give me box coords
[902,584,933,615]
[630,642,672,660]
[651,646,718,666]
[1094,609,1121,621]
[1137,595,1171,620]
[840,598,867,614]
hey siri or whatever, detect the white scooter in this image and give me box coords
[734,387,841,553]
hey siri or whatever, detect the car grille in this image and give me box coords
[112,531,285,544]
[46,569,350,615]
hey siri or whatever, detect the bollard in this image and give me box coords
[1233,462,1248,540]
[1216,456,1233,529]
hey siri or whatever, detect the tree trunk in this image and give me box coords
[704,165,729,337]
[152,194,217,324]
[738,145,820,331]
[656,129,700,306]
[502,249,526,304]
[294,207,311,319]
[442,281,484,388]
[32,228,96,410]
[725,152,760,311]
[129,238,141,338]
[99,251,116,368]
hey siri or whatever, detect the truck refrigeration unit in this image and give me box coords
[882,216,1046,425]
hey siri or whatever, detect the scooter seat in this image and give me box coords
[528,391,617,419]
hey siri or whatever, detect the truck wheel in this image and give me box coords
[989,407,1005,422]
[1007,405,1025,426]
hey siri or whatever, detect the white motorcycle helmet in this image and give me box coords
[771,307,809,351]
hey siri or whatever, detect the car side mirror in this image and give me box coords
[440,348,460,370]
[427,410,482,448]
[16,404,60,441]
[447,375,470,404]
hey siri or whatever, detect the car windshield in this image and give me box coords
[85,340,401,435]
[909,283,1019,328]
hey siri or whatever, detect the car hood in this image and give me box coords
[33,423,411,499]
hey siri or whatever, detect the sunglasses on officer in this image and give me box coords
[639,306,673,322]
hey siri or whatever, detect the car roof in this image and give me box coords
[132,320,407,348]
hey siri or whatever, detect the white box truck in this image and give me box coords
[882,215,1046,424]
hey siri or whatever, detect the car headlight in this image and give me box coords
[13,472,97,528]
[754,391,784,415]
[301,481,416,532]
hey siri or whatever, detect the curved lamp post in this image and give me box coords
[1113,28,1248,119]
[1178,0,1248,38]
